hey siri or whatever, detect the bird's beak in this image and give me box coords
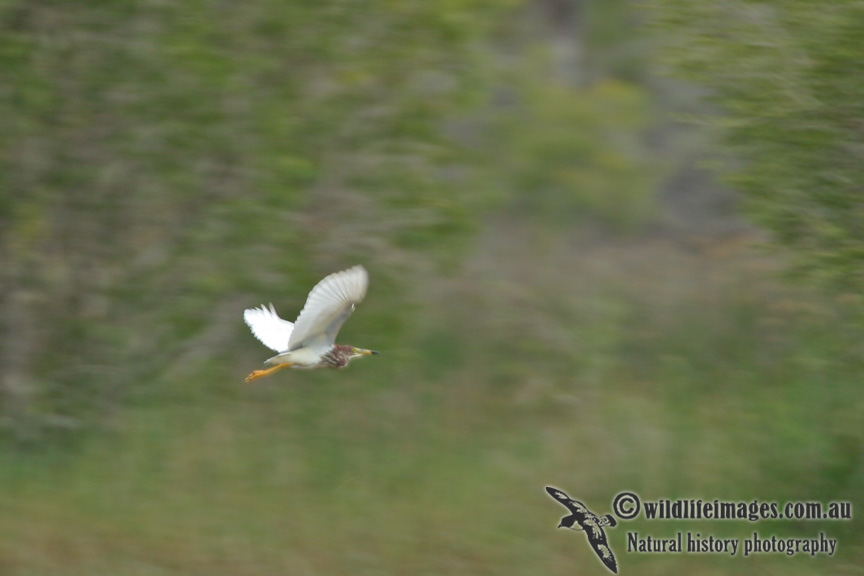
[351,348,378,356]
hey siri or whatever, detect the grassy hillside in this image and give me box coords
[1,229,859,576]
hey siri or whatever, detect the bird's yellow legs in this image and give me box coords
[245,362,293,384]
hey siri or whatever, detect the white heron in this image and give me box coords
[243,265,378,383]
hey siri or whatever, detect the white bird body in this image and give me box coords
[243,265,376,381]
[265,344,331,368]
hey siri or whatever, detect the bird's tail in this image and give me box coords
[604,514,618,528]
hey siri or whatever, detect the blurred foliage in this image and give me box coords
[0,0,861,574]
[649,0,864,292]
[486,75,658,229]
[0,0,512,436]
[0,0,664,436]
[477,0,661,231]
[1,238,861,576]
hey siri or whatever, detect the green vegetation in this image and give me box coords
[0,0,510,435]
[650,0,864,292]
[2,245,860,575]
[0,1,860,575]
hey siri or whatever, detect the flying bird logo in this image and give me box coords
[546,486,619,574]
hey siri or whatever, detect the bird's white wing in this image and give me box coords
[288,265,368,351]
[244,303,294,352]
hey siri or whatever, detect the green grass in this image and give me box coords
[1,238,861,575]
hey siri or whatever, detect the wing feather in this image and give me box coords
[288,265,369,350]
[545,487,589,517]
[244,303,294,352]
[586,527,618,573]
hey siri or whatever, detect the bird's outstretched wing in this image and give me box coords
[288,265,368,351]
[244,303,295,352]
[545,487,591,517]
[546,487,618,574]
[585,525,618,574]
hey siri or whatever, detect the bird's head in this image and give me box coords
[558,515,578,529]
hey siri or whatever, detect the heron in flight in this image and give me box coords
[244,265,378,383]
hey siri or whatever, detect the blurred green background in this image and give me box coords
[1,1,862,574]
